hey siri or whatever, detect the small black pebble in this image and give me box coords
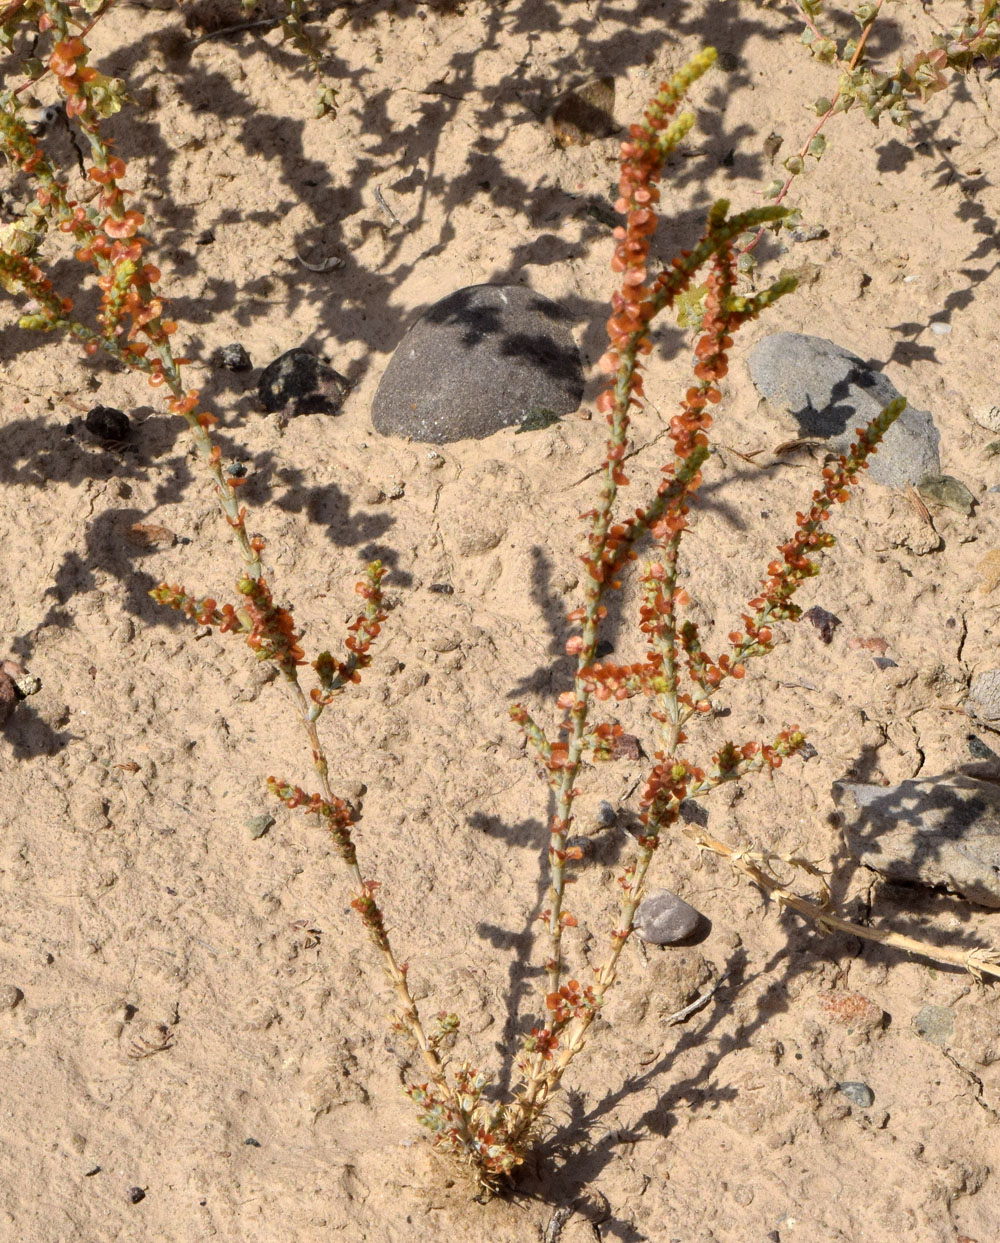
[84,1166,101,1177]
[85,405,130,442]
[873,656,898,670]
[244,1137,261,1147]
[218,343,252,372]
[128,1187,146,1204]
[64,421,76,435]
[595,639,614,659]
[429,583,454,594]
[197,229,215,245]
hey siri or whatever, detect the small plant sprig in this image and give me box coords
[239,0,339,118]
[741,0,1000,264]
[0,0,471,1147]
[499,47,1000,1165]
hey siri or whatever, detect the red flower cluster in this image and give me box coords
[545,978,597,1025]
[349,881,390,953]
[267,776,358,865]
[738,399,903,643]
[236,574,306,673]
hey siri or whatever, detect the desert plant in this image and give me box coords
[1,6,998,1198]
[741,0,1000,263]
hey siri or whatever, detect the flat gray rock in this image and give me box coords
[913,1004,955,1047]
[748,333,940,486]
[634,889,703,944]
[834,774,1000,907]
[967,668,1000,723]
[372,284,584,444]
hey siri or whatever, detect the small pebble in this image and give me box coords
[428,583,454,595]
[789,224,828,243]
[873,657,898,670]
[595,640,614,659]
[917,474,976,515]
[929,321,952,335]
[968,734,1000,762]
[85,405,130,442]
[547,76,617,147]
[0,984,24,1010]
[246,814,275,840]
[816,991,885,1035]
[595,801,617,829]
[838,1081,875,1108]
[217,343,252,371]
[634,889,703,944]
[258,348,349,416]
[244,1137,262,1147]
[128,1187,146,1204]
[913,1004,955,1046]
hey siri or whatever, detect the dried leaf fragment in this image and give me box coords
[905,481,933,526]
[125,522,178,549]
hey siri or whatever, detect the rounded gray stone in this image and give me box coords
[967,668,1000,723]
[372,284,584,444]
[747,333,940,486]
[634,889,703,945]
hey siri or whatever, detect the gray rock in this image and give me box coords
[0,984,23,1011]
[913,1003,955,1046]
[372,284,584,444]
[595,800,617,829]
[838,1081,875,1108]
[967,669,1000,723]
[258,348,349,416]
[246,813,275,840]
[834,774,1000,907]
[747,333,940,486]
[971,403,1000,433]
[547,76,617,147]
[635,889,703,944]
[217,343,252,371]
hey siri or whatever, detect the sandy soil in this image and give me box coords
[2,1,1000,1240]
